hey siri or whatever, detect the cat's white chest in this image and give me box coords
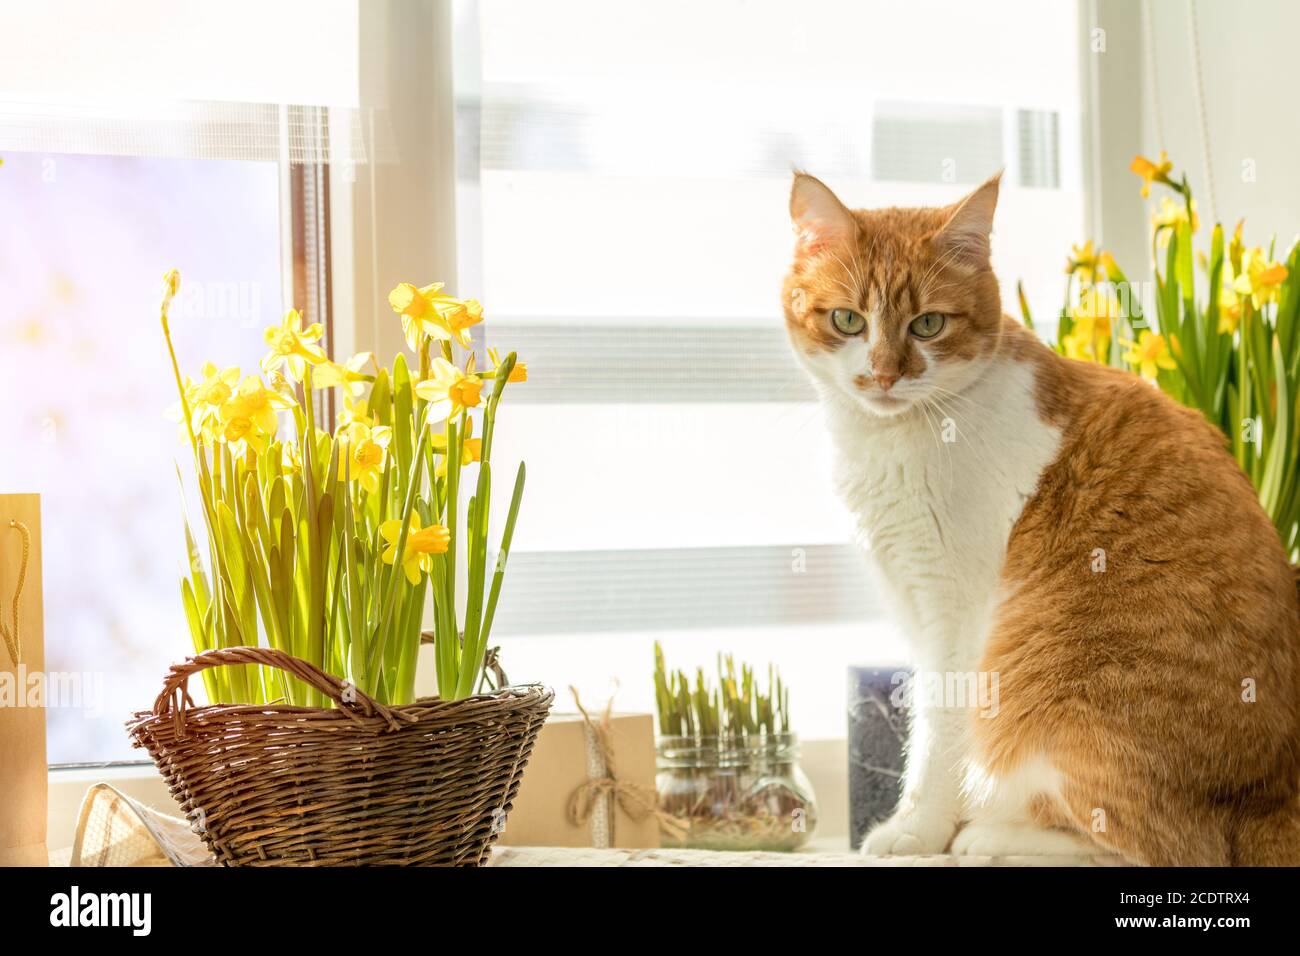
[823,358,1060,660]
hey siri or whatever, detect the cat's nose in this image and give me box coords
[874,372,899,392]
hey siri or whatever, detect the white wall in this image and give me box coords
[1142,0,1300,249]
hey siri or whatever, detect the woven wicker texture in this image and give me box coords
[127,646,553,866]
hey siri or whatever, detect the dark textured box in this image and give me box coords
[847,665,909,850]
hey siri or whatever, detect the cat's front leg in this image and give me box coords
[861,703,965,855]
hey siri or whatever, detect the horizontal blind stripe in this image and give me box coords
[871,101,1003,185]
[485,321,814,403]
[0,100,368,165]
[1017,109,1061,189]
[460,90,1059,186]
[491,543,878,635]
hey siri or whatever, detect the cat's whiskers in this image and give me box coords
[848,249,870,307]
[916,278,968,309]
[825,248,865,304]
[926,392,1002,482]
[916,397,955,487]
[916,242,967,302]
[928,382,997,416]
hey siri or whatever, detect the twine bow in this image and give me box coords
[566,686,688,843]
[1,520,31,668]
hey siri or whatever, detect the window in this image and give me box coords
[4,2,1086,765]
[0,152,286,762]
[454,0,1084,736]
[1,2,420,767]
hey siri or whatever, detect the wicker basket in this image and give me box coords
[127,646,553,866]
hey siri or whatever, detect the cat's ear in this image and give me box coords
[933,172,1001,268]
[790,172,856,254]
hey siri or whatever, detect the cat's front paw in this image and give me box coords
[860,809,957,856]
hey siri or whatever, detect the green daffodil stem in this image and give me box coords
[300,365,325,707]
[369,425,429,684]
[454,353,518,698]
[476,461,524,664]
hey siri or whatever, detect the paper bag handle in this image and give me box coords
[1,520,30,667]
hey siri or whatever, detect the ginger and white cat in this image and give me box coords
[783,172,1300,865]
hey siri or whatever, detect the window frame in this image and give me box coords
[37,0,1139,852]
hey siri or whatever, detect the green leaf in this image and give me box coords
[1278,242,1300,363]
[392,354,414,487]
[477,461,526,661]
[370,367,392,428]
[1260,338,1290,518]
[1016,281,1034,330]
[181,578,221,703]
[369,425,430,685]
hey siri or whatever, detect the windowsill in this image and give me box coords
[47,736,854,858]
[47,763,176,855]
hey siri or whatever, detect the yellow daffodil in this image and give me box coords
[191,362,240,408]
[313,352,374,397]
[1152,196,1199,238]
[183,362,240,443]
[388,282,455,350]
[1218,282,1242,335]
[262,309,327,382]
[1130,151,1173,198]
[161,269,180,313]
[222,375,293,435]
[1061,328,1098,363]
[1097,250,1119,280]
[1063,286,1118,362]
[267,369,297,396]
[388,282,484,351]
[164,400,189,443]
[1228,219,1245,276]
[380,514,450,585]
[336,391,369,430]
[1074,285,1120,324]
[1065,240,1103,283]
[1233,247,1289,309]
[1120,330,1176,381]
[219,414,269,457]
[487,346,527,383]
[339,420,392,494]
[435,297,484,350]
[280,441,303,475]
[414,356,483,422]
[432,418,482,476]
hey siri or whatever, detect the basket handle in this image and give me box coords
[152,646,408,734]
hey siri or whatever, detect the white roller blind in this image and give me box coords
[0,1,361,106]
[455,0,1085,740]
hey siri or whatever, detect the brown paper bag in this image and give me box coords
[0,494,47,867]
[498,711,660,849]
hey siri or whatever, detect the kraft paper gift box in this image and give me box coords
[498,706,661,849]
[0,494,47,867]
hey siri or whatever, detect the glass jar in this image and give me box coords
[656,733,818,852]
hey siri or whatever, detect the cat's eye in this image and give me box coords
[830,308,866,335]
[909,312,946,339]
